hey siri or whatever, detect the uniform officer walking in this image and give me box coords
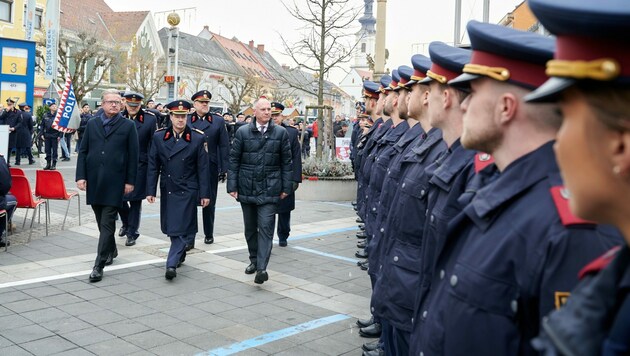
[0,98,22,166]
[147,100,210,280]
[228,98,293,284]
[270,102,302,247]
[16,103,35,165]
[410,22,623,356]
[117,92,158,247]
[76,89,139,283]
[188,90,229,246]
[39,99,61,170]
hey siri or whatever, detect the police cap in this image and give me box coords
[123,92,144,107]
[270,101,285,114]
[420,42,471,85]
[166,100,192,115]
[191,90,212,102]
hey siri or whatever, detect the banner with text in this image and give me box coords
[44,0,59,80]
[52,73,80,133]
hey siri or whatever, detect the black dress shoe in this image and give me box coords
[362,340,380,351]
[363,348,384,356]
[357,240,367,249]
[360,262,369,271]
[89,267,103,282]
[357,316,375,328]
[29,160,35,165]
[204,236,214,244]
[352,201,357,206]
[357,259,367,267]
[278,239,287,247]
[165,267,177,280]
[185,243,195,251]
[355,250,368,259]
[358,224,366,230]
[104,249,118,266]
[356,217,364,223]
[359,322,382,338]
[118,226,127,237]
[356,231,367,239]
[0,238,10,248]
[125,236,136,246]
[245,263,257,274]
[254,270,268,284]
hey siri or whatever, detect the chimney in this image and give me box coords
[257,44,265,54]
[203,25,209,31]
[248,40,254,48]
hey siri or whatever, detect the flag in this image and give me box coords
[52,73,80,133]
[25,0,37,40]
[44,0,60,80]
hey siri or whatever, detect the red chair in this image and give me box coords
[10,175,47,239]
[9,167,25,176]
[0,209,7,251]
[35,170,81,230]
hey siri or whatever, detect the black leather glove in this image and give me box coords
[218,172,227,183]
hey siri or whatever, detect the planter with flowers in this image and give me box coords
[296,157,356,201]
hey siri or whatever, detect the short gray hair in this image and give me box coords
[101,89,121,100]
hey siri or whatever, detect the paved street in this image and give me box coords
[1,157,370,355]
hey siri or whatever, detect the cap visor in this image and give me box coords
[406,79,418,86]
[419,77,433,84]
[126,102,141,107]
[448,73,480,89]
[524,77,576,103]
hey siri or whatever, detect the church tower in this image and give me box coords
[352,0,376,69]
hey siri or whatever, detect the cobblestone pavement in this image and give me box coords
[1,158,371,355]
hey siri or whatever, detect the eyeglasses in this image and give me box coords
[103,101,121,105]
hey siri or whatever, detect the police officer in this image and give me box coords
[147,100,210,280]
[0,98,22,165]
[522,0,630,353]
[38,99,61,170]
[117,92,158,246]
[410,22,623,356]
[270,102,302,247]
[16,103,35,165]
[188,90,229,246]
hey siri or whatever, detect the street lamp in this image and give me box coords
[167,12,180,100]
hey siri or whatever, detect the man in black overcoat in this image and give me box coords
[76,89,139,283]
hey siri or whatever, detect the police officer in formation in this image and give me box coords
[38,99,61,170]
[147,100,210,280]
[270,102,302,247]
[0,98,22,166]
[16,102,35,165]
[188,90,230,246]
[352,9,625,355]
[117,92,158,247]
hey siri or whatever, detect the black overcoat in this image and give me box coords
[277,124,302,213]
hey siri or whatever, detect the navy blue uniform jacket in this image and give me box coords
[277,124,302,213]
[122,109,157,201]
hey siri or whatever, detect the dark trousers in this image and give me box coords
[277,211,291,241]
[44,138,58,162]
[76,137,82,153]
[92,205,118,268]
[241,202,276,271]
[167,235,187,269]
[201,204,216,238]
[119,200,142,238]
[390,325,410,356]
[17,147,34,163]
[381,319,395,356]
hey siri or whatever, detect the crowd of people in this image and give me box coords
[349,1,630,355]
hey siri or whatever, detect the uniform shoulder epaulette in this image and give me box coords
[156,127,166,131]
[192,128,204,135]
[578,245,622,279]
[474,152,494,173]
[549,186,596,226]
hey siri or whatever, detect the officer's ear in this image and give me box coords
[610,128,630,180]
[498,92,519,125]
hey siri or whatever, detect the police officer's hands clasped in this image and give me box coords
[124,184,134,195]
[218,172,227,183]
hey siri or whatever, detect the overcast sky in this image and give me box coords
[105,0,525,83]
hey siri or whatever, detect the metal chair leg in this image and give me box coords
[62,199,72,230]
[78,195,81,226]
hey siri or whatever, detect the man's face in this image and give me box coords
[49,103,58,113]
[125,103,141,116]
[272,113,283,125]
[224,114,233,122]
[460,78,503,153]
[193,100,210,115]
[147,101,155,109]
[170,113,187,131]
[376,93,386,116]
[427,82,446,128]
[408,83,428,119]
[82,105,90,113]
[255,99,272,125]
[383,91,398,117]
[398,90,409,120]
[102,93,122,117]
[237,114,245,122]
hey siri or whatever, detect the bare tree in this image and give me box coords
[182,67,211,99]
[217,75,258,115]
[280,0,361,158]
[119,37,166,101]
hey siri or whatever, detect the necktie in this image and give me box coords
[260,125,265,135]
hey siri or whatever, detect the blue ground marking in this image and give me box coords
[198,314,351,356]
[290,226,356,241]
[292,246,360,264]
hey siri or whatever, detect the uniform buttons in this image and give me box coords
[167,175,171,177]
[450,275,458,287]
[439,269,445,280]
[371,307,374,312]
[380,228,384,233]
[411,317,414,324]
[511,300,518,313]
[379,264,382,269]
[393,256,399,262]
[422,310,428,319]
[402,182,406,188]
[420,189,425,196]
[430,215,435,223]
[101,151,105,154]
[372,208,376,211]
[168,192,172,195]
[420,352,424,356]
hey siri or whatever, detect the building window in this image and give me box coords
[361,43,366,53]
[23,6,43,29]
[0,0,13,22]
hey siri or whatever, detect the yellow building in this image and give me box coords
[0,0,51,106]
[498,1,546,34]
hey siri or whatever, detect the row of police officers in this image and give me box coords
[350,0,630,354]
